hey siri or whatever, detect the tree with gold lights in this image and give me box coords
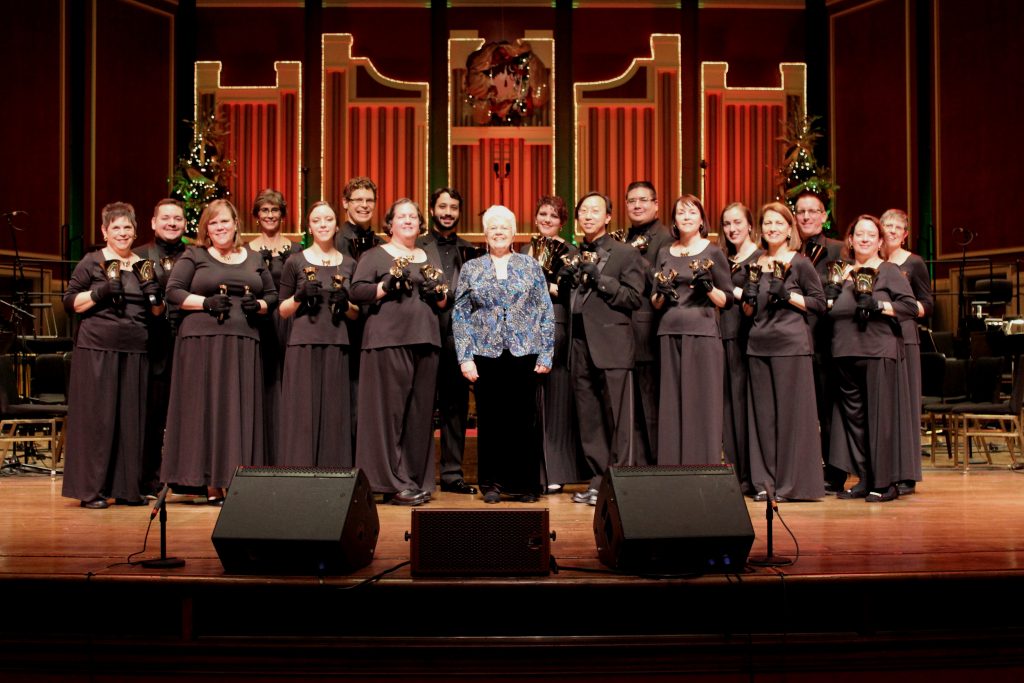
[777,115,838,235]
[170,109,234,237]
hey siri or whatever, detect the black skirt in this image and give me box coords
[278,344,352,467]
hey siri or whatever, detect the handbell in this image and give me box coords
[420,263,449,296]
[390,256,413,291]
[771,260,790,280]
[330,274,347,317]
[303,266,322,312]
[159,256,175,274]
[608,228,627,243]
[747,262,763,283]
[217,283,229,323]
[689,258,714,273]
[630,233,650,253]
[103,260,124,307]
[853,266,878,295]
[654,268,679,300]
[825,260,846,309]
[132,259,159,307]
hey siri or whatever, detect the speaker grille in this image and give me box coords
[235,466,357,478]
[410,509,551,576]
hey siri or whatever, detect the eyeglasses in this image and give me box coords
[347,198,375,205]
[626,197,655,206]
[795,209,824,217]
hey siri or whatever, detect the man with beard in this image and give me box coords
[133,198,187,496]
[335,176,382,260]
[794,189,845,492]
[623,181,673,464]
[417,187,479,495]
[562,192,645,505]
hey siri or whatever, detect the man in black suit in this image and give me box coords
[335,176,382,260]
[794,189,845,491]
[623,181,673,465]
[563,192,645,504]
[134,198,187,496]
[418,187,479,495]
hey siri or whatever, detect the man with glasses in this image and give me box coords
[624,181,672,465]
[794,189,845,492]
[336,176,381,260]
[562,192,645,505]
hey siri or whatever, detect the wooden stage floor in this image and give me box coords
[3,460,1024,681]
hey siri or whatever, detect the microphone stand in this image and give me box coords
[748,483,793,568]
[141,486,186,569]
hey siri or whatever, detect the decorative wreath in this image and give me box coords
[464,40,550,126]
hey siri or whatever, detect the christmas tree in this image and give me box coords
[170,108,234,238]
[777,115,838,235]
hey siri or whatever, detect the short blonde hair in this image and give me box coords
[482,205,517,233]
[197,199,242,249]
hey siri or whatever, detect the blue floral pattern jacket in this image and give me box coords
[453,253,555,368]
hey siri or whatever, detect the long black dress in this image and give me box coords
[160,247,277,489]
[350,246,443,495]
[828,262,919,493]
[277,252,357,467]
[722,247,762,496]
[655,243,734,465]
[62,251,151,504]
[746,255,826,501]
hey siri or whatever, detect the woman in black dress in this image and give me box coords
[719,202,761,496]
[350,199,447,506]
[63,202,163,508]
[522,195,579,493]
[455,205,554,503]
[652,194,733,465]
[827,215,919,502]
[742,202,826,502]
[161,199,278,504]
[882,208,933,495]
[278,201,359,467]
[248,189,299,465]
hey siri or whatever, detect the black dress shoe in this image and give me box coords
[440,479,478,495]
[837,485,868,500]
[543,484,564,495]
[753,491,768,503]
[80,498,109,509]
[391,489,429,506]
[571,489,598,505]
[483,490,501,504]
[865,485,899,503]
[896,480,916,496]
[206,496,225,507]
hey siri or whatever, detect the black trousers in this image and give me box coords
[436,341,471,484]
[475,352,542,496]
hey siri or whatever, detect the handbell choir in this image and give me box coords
[62,185,931,509]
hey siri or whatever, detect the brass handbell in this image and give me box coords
[159,256,175,274]
[747,262,763,283]
[608,228,627,242]
[689,258,714,273]
[103,259,124,307]
[824,260,846,309]
[530,236,569,276]
[217,283,228,323]
[330,273,347,318]
[630,233,650,253]
[853,266,878,295]
[389,256,413,291]
[420,263,449,296]
[771,260,790,280]
[302,266,322,311]
[654,268,679,300]
[132,259,159,307]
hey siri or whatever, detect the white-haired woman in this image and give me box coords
[453,205,555,503]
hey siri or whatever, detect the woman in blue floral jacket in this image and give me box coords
[453,205,555,503]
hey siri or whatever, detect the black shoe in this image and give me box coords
[866,486,899,503]
[837,485,868,500]
[543,484,564,495]
[896,481,916,496]
[440,479,478,495]
[391,489,429,506]
[754,491,768,503]
[206,496,225,507]
[571,489,598,505]
[80,498,108,509]
[823,481,846,495]
[483,490,501,504]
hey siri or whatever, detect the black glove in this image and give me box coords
[824,282,843,306]
[419,278,446,302]
[768,277,789,306]
[579,260,600,285]
[294,278,322,304]
[380,273,402,294]
[140,278,162,307]
[329,287,350,321]
[742,280,760,307]
[856,291,879,319]
[655,277,678,304]
[259,248,274,266]
[202,293,231,317]
[240,291,261,316]
[691,267,714,293]
[92,277,123,303]
[557,265,579,290]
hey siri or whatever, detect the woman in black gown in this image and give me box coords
[350,199,448,506]
[161,199,278,504]
[63,202,163,508]
[882,208,933,495]
[718,202,761,496]
[278,201,359,467]
[248,189,299,465]
[522,195,579,493]
[742,202,826,502]
[652,194,733,465]
[827,215,919,502]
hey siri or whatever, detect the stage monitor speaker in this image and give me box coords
[594,465,754,574]
[408,508,551,576]
[212,467,379,575]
